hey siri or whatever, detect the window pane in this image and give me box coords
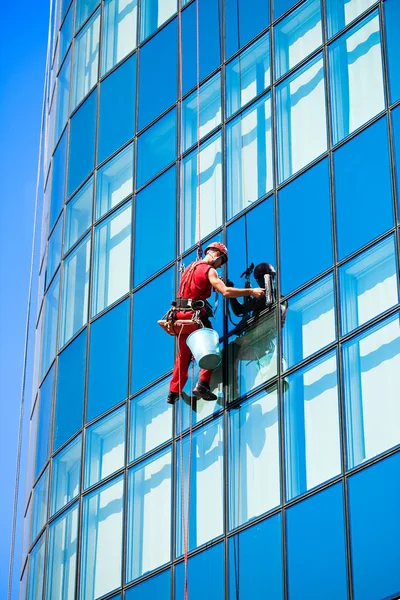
[41,274,60,378]
[284,352,341,500]
[47,215,63,287]
[229,386,280,529]
[85,406,126,488]
[384,0,400,105]
[183,131,222,251]
[102,0,138,75]
[126,448,172,581]
[226,32,270,118]
[80,475,124,599]
[92,201,131,316]
[76,0,99,30]
[60,234,91,347]
[131,268,174,393]
[276,53,327,183]
[140,0,176,41]
[50,130,68,230]
[182,73,221,153]
[348,452,400,600]
[339,235,398,336]
[343,313,400,469]
[137,108,176,188]
[130,379,172,462]
[65,177,93,252]
[96,144,133,220]
[175,543,224,600]
[27,534,46,600]
[334,117,393,260]
[282,274,335,370]
[45,503,78,600]
[392,105,400,219]
[54,330,86,451]
[176,418,223,555]
[51,435,82,516]
[60,5,73,63]
[138,19,177,129]
[275,0,322,79]
[327,0,375,38]
[55,49,71,143]
[228,515,283,600]
[126,570,170,599]
[278,158,332,296]
[227,93,273,220]
[228,311,278,402]
[329,11,384,145]
[225,0,268,60]
[67,89,97,197]
[134,167,175,286]
[287,484,348,598]
[98,55,136,164]
[35,367,55,479]
[31,468,49,543]
[72,10,100,109]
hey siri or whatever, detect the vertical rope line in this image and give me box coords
[178,0,185,269]
[196,0,201,257]
[7,0,53,597]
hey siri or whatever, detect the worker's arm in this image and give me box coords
[208,268,265,298]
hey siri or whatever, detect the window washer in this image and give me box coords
[167,242,265,405]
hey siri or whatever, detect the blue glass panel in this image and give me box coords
[175,543,224,600]
[41,274,60,378]
[225,0,269,60]
[392,105,400,219]
[282,274,335,370]
[126,448,172,581]
[51,435,81,515]
[385,0,400,105]
[67,89,97,197]
[228,515,283,600]
[182,0,221,94]
[130,378,173,462]
[80,475,124,599]
[96,143,134,220]
[348,452,400,600]
[72,10,100,109]
[343,313,400,469]
[134,166,175,286]
[327,0,376,38]
[98,55,136,164]
[339,235,398,336]
[87,298,130,421]
[329,11,384,145]
[226,33,270,118]
[61,0,72,20]
[35,367,55,479]
[55,49,71,143]
[140,0,176,41]
[131,268,174,393]
[45,502,78,600]
[183,131,222,251]
[137,108,176,188]
[229,386,280,529]
[60,234,91,347]
[176,418,223,556]
[276,53,326,184]
[84,405,126,488]
[50,129,67,230]
[31,468,49,543]
[334,117,393,260]
[60,5,73,63]
[76,0,99,31]
[275,0,322,79]
[182,73,221,152]
[47,214,63,285]
[138,19,177,130]
[125,570,170,599]
[227,93,273,220]
[284,351,341,500]
[91,200,132,316]
[27,534,46,600]
[54,330,86,451]
[65,177,93,252]
[287,483,348,599]
[102,0,138,75]
[274,0,297,19]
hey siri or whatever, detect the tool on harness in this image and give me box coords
[158,305,204,337]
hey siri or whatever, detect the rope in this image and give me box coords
[195,0,202,260]
[7,0,53,595]
[178,0,185,273]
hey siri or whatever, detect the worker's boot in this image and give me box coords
[192,380,217,401]
[167,391,179,405]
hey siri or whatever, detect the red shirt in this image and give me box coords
[178,261,213,300]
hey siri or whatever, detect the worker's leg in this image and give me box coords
[199,367,212,384]
[170,334,192,394]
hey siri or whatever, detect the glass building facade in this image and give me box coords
[21,0,400,598]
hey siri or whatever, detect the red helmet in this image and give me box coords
[204,242,228,263]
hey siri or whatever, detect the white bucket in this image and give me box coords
[187,328,221,370]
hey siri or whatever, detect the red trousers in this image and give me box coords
[170,310,213,394]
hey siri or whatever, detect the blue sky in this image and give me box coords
[0,2,49,597]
